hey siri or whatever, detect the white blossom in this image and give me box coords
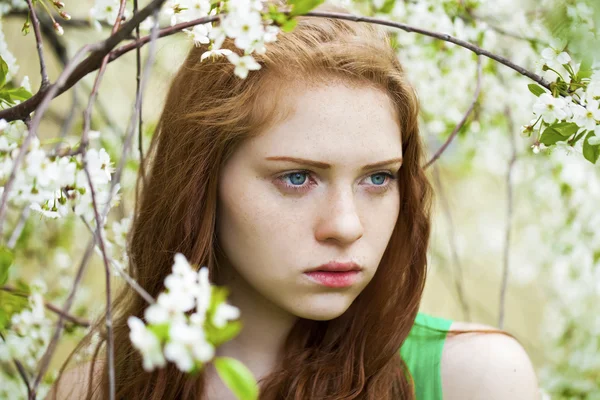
[225,52,261,79]
[128,316,166,371]
[533,93,570,124]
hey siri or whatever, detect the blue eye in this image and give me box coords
[286,172,308,186]
[276,170,397,194]
[370,173,387,185]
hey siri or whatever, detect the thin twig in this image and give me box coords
[133,0,147,189]
[25,0,49,88]
[7,207,30,249]
[0,332,32,398]
[0,285,91,327]
[114,11,160,190]
[79,0,130,156]
[498,105,518,329]
[424,56,483,169]
[80,154,116,400]
[79,217,155,305]
[431,165,471,321]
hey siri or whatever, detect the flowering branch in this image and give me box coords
[302,10,551,89]
[0,9,554,125]
[0,285,91,327]
[0,0,168,123]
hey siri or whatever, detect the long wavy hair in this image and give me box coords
[57,1,440,399]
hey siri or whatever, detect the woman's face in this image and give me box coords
[216,80,403,321]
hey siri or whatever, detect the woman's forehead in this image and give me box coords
[248,82,403,161]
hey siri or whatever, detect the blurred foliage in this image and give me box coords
[542,0,599,60]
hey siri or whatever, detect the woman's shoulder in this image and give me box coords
[441,321,540,400]
[45,359,105,400]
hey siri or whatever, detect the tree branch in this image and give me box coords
[0,0,169,122]
[0,10,553,123]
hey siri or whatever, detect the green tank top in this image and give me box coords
[399,312,453,400]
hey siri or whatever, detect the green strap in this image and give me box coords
[400,312,453,400]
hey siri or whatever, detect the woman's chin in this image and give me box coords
[289,296,356,321]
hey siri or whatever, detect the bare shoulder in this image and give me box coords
[45,359,105,400]
[441,321,540,400]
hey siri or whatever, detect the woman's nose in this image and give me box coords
[314,188,364,245]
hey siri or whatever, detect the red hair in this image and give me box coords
[57,1,434,398]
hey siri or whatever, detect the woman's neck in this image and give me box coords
[213,265,298,381]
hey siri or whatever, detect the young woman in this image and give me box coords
[48,1,539,399]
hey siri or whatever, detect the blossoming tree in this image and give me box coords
[0,0,598,399]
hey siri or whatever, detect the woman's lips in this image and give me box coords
[303,270,360,288]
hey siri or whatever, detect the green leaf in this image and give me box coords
[527,83,547,97]
[0,309,8,331]
[0,56,8,89]
[377,0,396,14]
[570,129,588,145]
[0,86,33,106]
[214,357,259,400]
[0,246,14,286]
[289,0,325,16]
[577,55,594,80]
[4,87,32,102]
[281,18,298,33]
[583,131,600,164]
[148,323,171,342]
[0,291,29,331]
[540,126,568,146]
[205,320,242,347]
[547,121,580,138]
[208,286,230,316]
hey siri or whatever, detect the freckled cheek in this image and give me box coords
[360,196,400,236]
[222,183,308,240]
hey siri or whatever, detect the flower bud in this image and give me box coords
[53,1,65,8]
[59,11,71,20]
[520,125,534,138]
[53,22,64,36]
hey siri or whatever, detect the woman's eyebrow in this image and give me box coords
[264,156,403,170]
